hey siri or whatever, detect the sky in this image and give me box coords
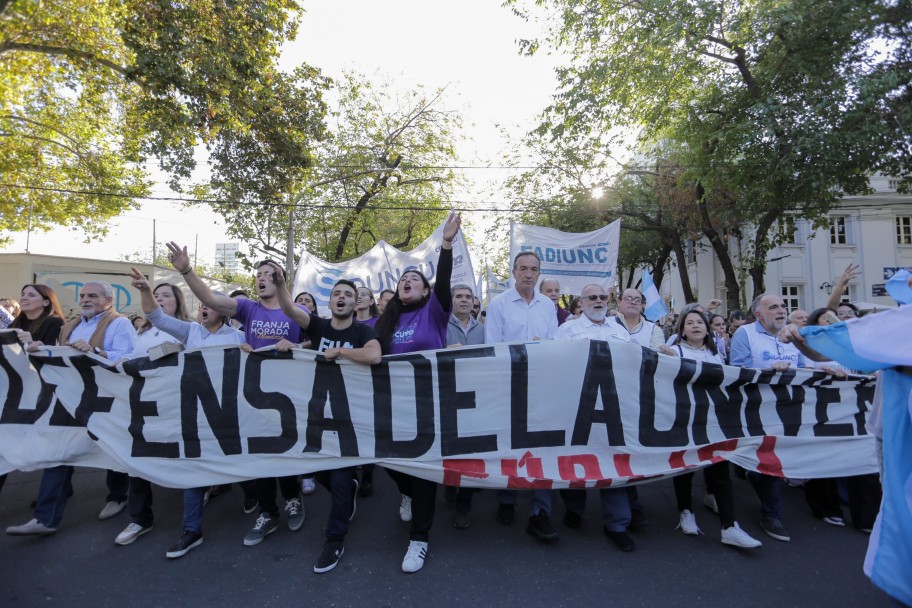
[2,0,560,270]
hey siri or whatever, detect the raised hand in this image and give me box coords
[265,261,286,289]
[836,263,860,286]
[165,242,192,274]
[127,267,151,292]
[442,212,462,243]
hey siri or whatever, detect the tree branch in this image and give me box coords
[0,42,129,76]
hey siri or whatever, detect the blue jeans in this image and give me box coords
[561,488,631,532]
[747,471,783,520]
[34,466,74,528]
[182,488,206,534]
[497,489,553,516]
[315,468,356,542]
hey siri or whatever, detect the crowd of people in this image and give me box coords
[0,240,891,578]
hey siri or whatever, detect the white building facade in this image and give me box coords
[658,175,912,314]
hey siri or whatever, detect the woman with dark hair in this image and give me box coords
[295,292,318,315]
[355,287,379,326]
[666,309,762,549]
[836,301,861,321]
[708,312,729,362]
[124,282,189,362]
[1,285,65,496]
[727,309,748,336]
[374,212,461,573]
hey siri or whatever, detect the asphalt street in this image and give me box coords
[0,468,887,608]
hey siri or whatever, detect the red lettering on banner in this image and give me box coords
[442,459,489,487]
[668,450,691,471]
[614,453,663,483]
[756,436,784,476]
[696,439,739,463]
[501,451,552,489]
[557,454,610,489]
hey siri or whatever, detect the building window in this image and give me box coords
[830,216,850,245]
[685,240,697,264]
[781,285,801,313]
[897,216,912,245]
[777,216,803,245]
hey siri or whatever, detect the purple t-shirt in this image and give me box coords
[357,316,378,327]
[233,298,308,349]
[389,292,450,354]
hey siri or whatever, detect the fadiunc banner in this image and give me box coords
[0,330,878,488]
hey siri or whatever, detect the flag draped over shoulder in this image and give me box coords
[802,306,912,606]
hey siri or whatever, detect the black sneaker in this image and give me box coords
[526,513,559,542]
[629,510,651,530]
[604,528,635,552]
[166,530,204,559]
[760,517,791,542]
[243,513,278,546]
[496,503,515,526]
[314,541,344,573]
[243,497,258,514]
[453,511,471,529]
[564,511,582,529]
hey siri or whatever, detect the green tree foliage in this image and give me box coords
[0,0,325,243]
[208,72,463,264]
[510,0,911,300]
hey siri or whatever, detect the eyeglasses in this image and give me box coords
[584,294,610,301]
[622,296,642,304]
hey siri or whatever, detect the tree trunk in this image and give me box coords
[650,244,673,292]
[695,184,742,311]
[748,209,780,297]
[670,234,695,304]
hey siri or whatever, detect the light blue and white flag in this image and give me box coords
[802,305,912,606]
[641,270,668,322]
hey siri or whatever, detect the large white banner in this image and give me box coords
[0,331,878,489]
[510,221,621,294]
[293,219,475,311]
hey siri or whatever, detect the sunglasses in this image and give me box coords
[585,294,610,302]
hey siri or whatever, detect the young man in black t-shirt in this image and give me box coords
[269,266,382,573]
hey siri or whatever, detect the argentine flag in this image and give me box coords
[802,304,912,606]
[641,270,668,322]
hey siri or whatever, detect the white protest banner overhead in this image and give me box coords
[0,331,878,489]
[292,217,474,311]
[509,221,621,294]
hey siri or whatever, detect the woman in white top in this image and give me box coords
[665,310,763,549]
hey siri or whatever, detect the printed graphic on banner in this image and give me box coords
[509,221,621,294]
[292,218,474,311]
[0,331,878,489]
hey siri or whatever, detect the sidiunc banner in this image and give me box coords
[509,220,621,294]
[292,218,475,311]
[0,330,878,488]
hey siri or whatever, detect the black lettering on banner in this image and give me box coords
[0,345,26,423]
[743,369,769,436]
[570,340,625,447]
[689,361,743,444]
[123,357,181,458]
[372,354,436,458]
[811,385,854,437]
[304,358,359,456]
[243,353,298,455]
[768,369,803,436]
[70,356,118,425]
[509,344,564,449]
[854,383,875,436]
[33,357,82,428]
[639,350,690,447]
[436,347,498,456]
[180,349,242,458]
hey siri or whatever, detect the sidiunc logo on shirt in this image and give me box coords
[762,350,800,362]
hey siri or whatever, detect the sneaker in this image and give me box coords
[284,496,305,532]
[704,493,719,515]
[243,497,258,514]
[202,488,211,507]
[314,541,345,573]
[721,523,762,548]
[823,515,846,527]
[98,500,127,520]
[399,495,413,522]
[604,528,635,552]
[629,510,650,530]
[526,513,559,542]
[115,522,152,546]
[243,513,278,546]
[785,477,806,488]
[402,540,428,573]
[302,477,316,496]
[453,511,471,529]
[165,530,204,558]
[677,509,701,536]
[496,503,515,526]
[759,517,791,542]
[563,511,582,529]
[6,519,57,536]
[350,478,360,522]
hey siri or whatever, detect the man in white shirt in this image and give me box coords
[484,252,559,542]
[610,288,665,349]
[555,284,636,552]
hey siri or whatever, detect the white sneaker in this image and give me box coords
[703,493,719,515]
[302,477,316,495]
[677,509,701,536]
[402,540,428,573]
[721,522,762,548]
[399,494,413,522]
[115,522,152,546]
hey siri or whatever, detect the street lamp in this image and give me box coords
[819,281,833,295]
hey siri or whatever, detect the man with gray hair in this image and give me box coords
[729,292,806,543]
[540,278,571,326]
[7,281,136,536]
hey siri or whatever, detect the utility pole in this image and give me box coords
[151,219,156,287]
